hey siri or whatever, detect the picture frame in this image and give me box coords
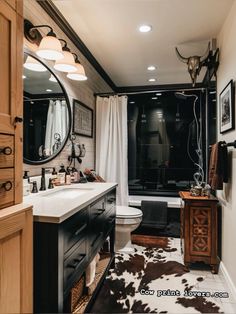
[73,99,93,138]
[219,79,235,134]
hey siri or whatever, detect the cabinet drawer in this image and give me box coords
[0,168,14,209]
[63,208,88,254]
[64,240,86,287]
[90,197,105,214]
[0,134,14,168]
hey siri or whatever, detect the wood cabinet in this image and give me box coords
[0,0,23,208]
[34,188,116,313]
[0,204,33,313]
[179,191,219,273]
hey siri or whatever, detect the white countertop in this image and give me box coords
[23,182,117,223]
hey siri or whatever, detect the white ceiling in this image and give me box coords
[52,0,234,87]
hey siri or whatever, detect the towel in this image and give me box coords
[208,141,228,190]
[141,200,167,229]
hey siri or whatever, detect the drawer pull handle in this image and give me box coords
[0,181,12,192]
[108,198,115,203]
[67,255,85,268]
[91,232,103,247]
[74,223,87,236]
[14,116,23,124]
[0,147,13,155]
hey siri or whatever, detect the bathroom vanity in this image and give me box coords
[25,182,117,313]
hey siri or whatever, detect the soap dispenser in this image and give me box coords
[58,165,66,185]
[23,171,30,196]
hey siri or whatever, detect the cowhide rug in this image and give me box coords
[91,236,223,313]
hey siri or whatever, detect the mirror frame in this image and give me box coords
[23,49,72,165]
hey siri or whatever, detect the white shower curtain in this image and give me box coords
[44,99,67,156]
[96,95,128,206]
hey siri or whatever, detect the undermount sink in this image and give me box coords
[40,187,93,199]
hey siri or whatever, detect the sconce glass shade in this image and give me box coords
[49,74,57,82]
[67,63,87,81]
[54,51,77,73]
[36,35,63,61]
[23,56,47,72]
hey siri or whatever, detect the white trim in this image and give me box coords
[220,261,236,300]
[129,195,181,208]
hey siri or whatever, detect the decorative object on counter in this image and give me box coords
[83,168,106,182]
[24,19,87,80]
[40,168,46,191]
[219,79,234,134]
[208,141,228,190]
[202,184,211,197]
[73,100,93,138]
[79,171,88,183]
[32,181,38,193]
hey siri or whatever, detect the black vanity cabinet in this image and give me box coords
[34,188,116,313]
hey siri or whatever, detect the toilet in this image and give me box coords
[115,206,143,253]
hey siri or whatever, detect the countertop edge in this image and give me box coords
[33,183,117,224]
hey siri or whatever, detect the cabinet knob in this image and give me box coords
[14,116,23,123]
[0,146,13,155]
[0,181,13,192]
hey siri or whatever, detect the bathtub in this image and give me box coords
[129,195,181,208]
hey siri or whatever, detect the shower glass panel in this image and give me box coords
[128,89,216,196]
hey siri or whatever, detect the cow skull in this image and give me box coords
[175,43,210,86]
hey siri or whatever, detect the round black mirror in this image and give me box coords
[23,52,71,165]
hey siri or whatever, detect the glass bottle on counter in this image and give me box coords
[58,165,66,185]
[66,167,71,185]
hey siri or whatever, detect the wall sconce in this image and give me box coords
[24,19,63,61]
[67,53,87,81]
[54,39,77,73]
[24,19,88,81]
[24,55,47,72]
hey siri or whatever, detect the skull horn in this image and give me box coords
[175,47,188,63]
[200,42,210,62]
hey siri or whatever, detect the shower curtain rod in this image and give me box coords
[94,87,208,97]
[23,96,65,102]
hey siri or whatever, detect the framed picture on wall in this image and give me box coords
[73,99,93,138]
[219,79,235,134]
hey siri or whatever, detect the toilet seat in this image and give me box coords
[116,206,143,219]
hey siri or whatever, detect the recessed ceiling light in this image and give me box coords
[147,65,156,71]
[148,78,156,82]
[129,101,135,104]
[22,75,26,79]
[139,24,152,33]
[210,90,216,94]
[156,92,162,96]
[152,97,158,100]
[46,89,52,92]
